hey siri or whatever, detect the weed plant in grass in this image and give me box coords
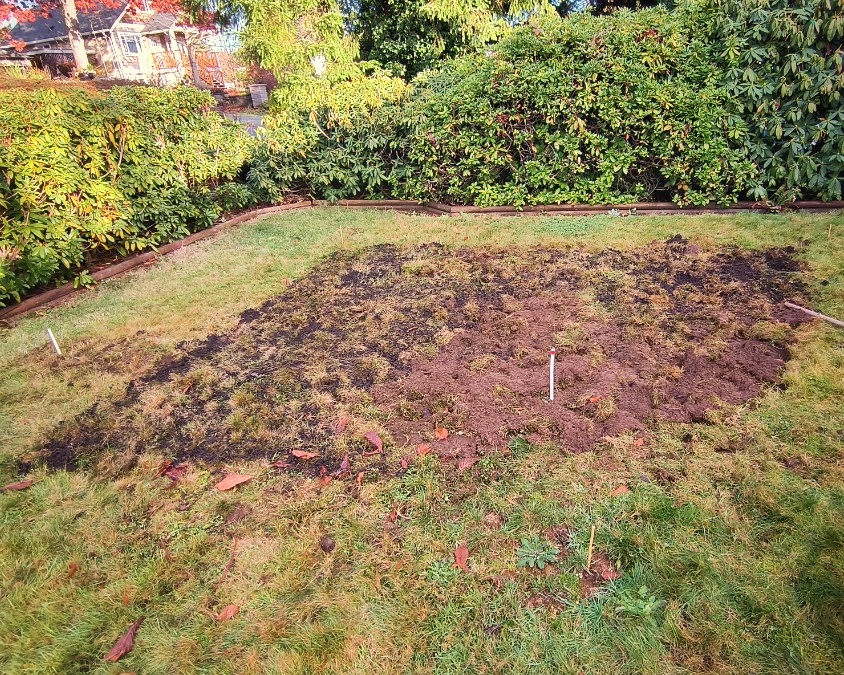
[1,208,843,673]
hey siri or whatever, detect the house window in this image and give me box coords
[119,34,142,55]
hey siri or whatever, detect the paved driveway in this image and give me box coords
[222,112,264,136]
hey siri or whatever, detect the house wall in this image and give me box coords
[18,21,207,87]
[109,22,188,85]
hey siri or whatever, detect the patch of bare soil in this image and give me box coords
[38,237,810,474]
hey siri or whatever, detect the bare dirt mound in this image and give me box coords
[39,237,810,474]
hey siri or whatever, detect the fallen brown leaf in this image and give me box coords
[364,431,383,453]
[453,543,469,571]
[216,605,239,621]
[434,425,449,440]
[400,458,409,470]
[355,471,364,488]
[214,474,253,491]
[633,437,646,447]
[67,562,79,579]
[388,505,398,523]
[334,416,350,435]
[103,617,144,662]
[269,460,289,469]
[319,535,336,553]
[291,450,319,460]
[610,485,630,497]
[0,479,34,492]
[122,589,131,605]
[318,475,333,488]
[416,443,432,456]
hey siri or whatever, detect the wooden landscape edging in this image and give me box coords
[0,201,313,322]
[1,198,842,323]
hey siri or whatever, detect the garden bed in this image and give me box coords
[41,236,810,475]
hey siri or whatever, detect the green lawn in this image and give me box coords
[1,208,843,674]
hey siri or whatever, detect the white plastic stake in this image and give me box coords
[549,347,556,401]
[46,328,62,356]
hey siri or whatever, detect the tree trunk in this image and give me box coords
[186,44,207,89]
[61,0,90,72]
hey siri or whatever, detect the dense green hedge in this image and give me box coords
[704,0,844,202]
[395,9,752,206]
[249,2,843,207]
[0,86,252,306]
[251,8,754,206]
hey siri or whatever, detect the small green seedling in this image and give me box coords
[614,585,665,618]
[426,559,460,585]
[516,537,560,569]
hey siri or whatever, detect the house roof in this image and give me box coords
[6,3,128,46]
[141,13,177,34]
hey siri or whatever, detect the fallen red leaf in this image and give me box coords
[155,459,173,477]
[67,562,79,579]
[355,471,364,488]
[400,458,409,470]
[633,437,646,447]
[389,505,398,523]
[291,450,319,460]
[453,543,469,571]
[269,460,289,469]
[364,431,383,453]
[458,456,479,471]
[434,426,449,440]
[610,485,630,497]
[319,475,333,488]
[163,463,187,483]
[103,616,144,662]
[333,454,351,477]
[416,443,432,456]
[588,395,602,404]
[0,479,34,492]
[216,605,239,621]
[122,589,131,605]
[215,474,253,491]
[334,416,350,435]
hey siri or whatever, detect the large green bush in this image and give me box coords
[250,8,755,207]
[247,73,406,203]
[0,86,253,306]
[393,9,752,207]
[703,0,844,202]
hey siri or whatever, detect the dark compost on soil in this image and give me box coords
[41,237,811,473]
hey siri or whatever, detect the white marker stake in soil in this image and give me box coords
[549,348,556,401]
[46,328,62,356]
